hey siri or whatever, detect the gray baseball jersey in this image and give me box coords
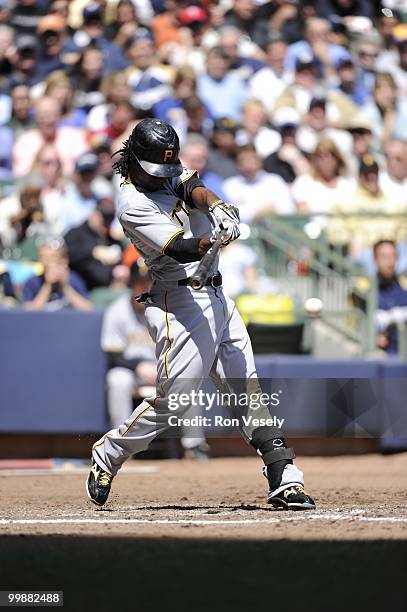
[117,168,218,281]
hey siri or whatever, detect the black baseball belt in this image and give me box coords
[178,272,222,288]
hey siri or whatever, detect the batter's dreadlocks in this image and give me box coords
[112,135,133,180]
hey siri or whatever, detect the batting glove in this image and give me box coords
[209,199,240,225]
[209,200,240,246]
[211,223,240,246]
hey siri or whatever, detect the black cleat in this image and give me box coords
[264,463,316,511]
[86,460,114,506]
[268,485,316,511]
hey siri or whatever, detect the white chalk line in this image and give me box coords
[0,467,159,477]
[1,514,406,526]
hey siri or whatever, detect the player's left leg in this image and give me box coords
[212,293,316,510]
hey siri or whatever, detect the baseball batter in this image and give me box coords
[86,118,316,510]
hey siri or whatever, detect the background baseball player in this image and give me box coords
[86,118,315,511]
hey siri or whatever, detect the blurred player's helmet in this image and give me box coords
[130,118,182,178]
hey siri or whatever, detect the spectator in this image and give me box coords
[296,95,353,155]
[94,99,137,142]
[0,175,55,248]
[383,24,407,99]
[86,69,131,131]
[0,25,14,93]
[31,144,66,236]
[223,0,268,49]
[218,25,265,83]
[43,70,87,128]
[274,53,319,116]
[346,112,375,175]
[0,122,13,178]
[292,137,354,218]
[124,28,171,112]
[47,0,69,19]
[22,238,92,311]
[9,0,45,37]
[257,0,305,45]
[235,99,281,159]
[373,240,407,354]
[223,144,294,223]
[197,46,247,121]
[278,52,358,130]
[59,152,99,233]
[316,0,374,20]
[206,117,238,180]
[328,20,349,50]
[105,0,139,47]
[0,82,32,177]
[64,3,128,75]
[5,83,34,138]
[248,33,288,111]
[333,54,370,106]
[263,107,309,184]
[166,4,211,72]
[64,197,124,290]
[0,89,11,126]
[380,139,407,201]
[125,0,153,25]
[376,9,400,59]
[12,95,88,177]
[70,45,105,114]
[153,65,200,143]
[0,266,17,308]
[33,13,67,84]
[183,95,213,139]
[90,134,114,185]
[353,30,382,97]
[284,17,350,78]
[180,134,227,200]
[363,72,407,149]
[8,34,38,89]
[150,0,184,51]
[326,155,407,259]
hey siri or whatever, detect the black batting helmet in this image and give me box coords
[129,118,182,178]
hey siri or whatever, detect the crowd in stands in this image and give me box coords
[0,0,407,355]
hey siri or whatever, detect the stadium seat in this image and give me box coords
[247,321,305,355]
[236,293,296,325]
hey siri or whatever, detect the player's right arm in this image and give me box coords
[171,170,240,246]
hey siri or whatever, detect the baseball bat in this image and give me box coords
[190,237,224,290]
